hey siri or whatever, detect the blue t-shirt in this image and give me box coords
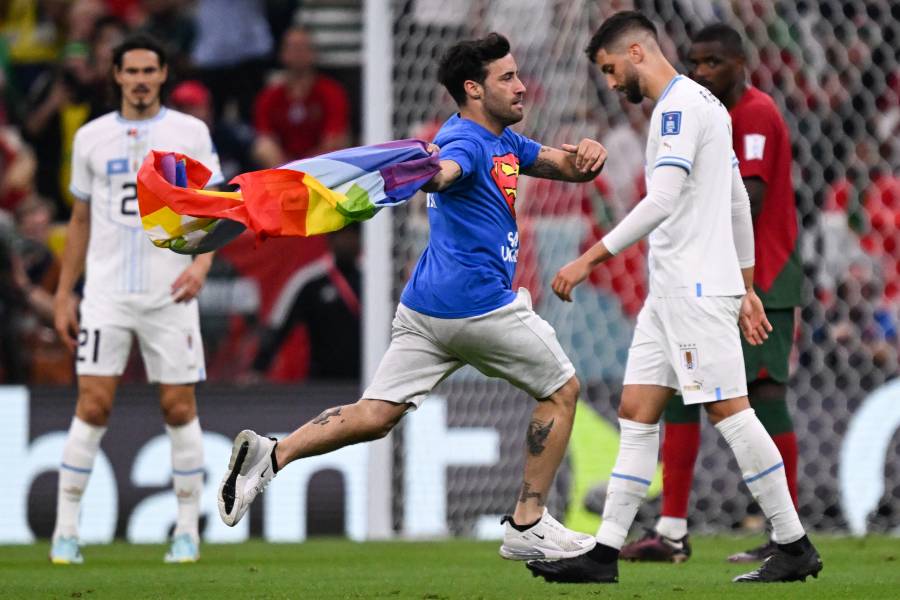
[400,114,542,318]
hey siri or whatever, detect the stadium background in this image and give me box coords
[1,0,899,545]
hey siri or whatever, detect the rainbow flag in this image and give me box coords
[137,139,440,254]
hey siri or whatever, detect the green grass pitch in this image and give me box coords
[2,536,898,599]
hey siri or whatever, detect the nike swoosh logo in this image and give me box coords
[260,466,269,478]
[533,533,545,540]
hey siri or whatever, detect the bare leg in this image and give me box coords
[74,375,119,426]
[159,383,198,426]
[274,398,409,469]
[513,376,580,525]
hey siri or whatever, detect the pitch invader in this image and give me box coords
[621,23,806,565]
[217,33,608,564]
[527,11,822,584]
[51,34,223,564]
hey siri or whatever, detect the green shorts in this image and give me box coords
[741,308,795,385]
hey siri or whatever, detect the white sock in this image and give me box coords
[656,516,688,540]
[596,419,659,549]
[167,418,204,543]
[54,417,107,539]
[715,408,805,544]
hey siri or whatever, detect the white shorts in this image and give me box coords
[623,296,747,405]
[363,288,575,407]
[76,294,206,384]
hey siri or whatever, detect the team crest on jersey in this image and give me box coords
[661,111,682,136]
[490,153,520,217]
[680,344,698,371]
[106,158,128,175]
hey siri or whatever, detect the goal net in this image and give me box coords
[387,0,900,537]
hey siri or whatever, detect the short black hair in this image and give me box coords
[437,33,511,106]
[586,10,658,61]
[692,23,746,59]
[112,33,167,70]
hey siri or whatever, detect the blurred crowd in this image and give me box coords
[0,0,362,384]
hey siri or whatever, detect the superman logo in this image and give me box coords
[490,153,520,217]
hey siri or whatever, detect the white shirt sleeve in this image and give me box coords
[601,165,688,255]
[69,130,92,201]
[653,105,703,175]
[195,122,224,187]
[731,165,755,268]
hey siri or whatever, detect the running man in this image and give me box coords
[217,32,608,562]
[51,34,222,564]
[527,12,821,584]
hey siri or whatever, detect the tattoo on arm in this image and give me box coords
[312,407,342,426]
[522,147,568,180]
[526,418,554,455]
[518,482,545,506]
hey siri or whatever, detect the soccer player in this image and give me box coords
[50,34,223,565]
[217,32,607,562]
[620,23,804,564]
[526,12,821,584]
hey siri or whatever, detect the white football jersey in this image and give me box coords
[70,108,223,305]
[644,75,745,298]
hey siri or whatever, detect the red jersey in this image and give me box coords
[730,86,802,308]
[253,75,349,161]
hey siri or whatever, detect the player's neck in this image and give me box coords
[458,106,505,136]
[119,100,162,122]
[722,81,749,110]
[646,63,680,102]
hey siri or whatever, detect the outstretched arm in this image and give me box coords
[522,140,607,182]
[421,159,463,192]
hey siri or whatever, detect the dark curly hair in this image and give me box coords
[437,33,511,106]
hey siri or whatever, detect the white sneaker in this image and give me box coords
[499,508,596,561]
[218,430,278,527]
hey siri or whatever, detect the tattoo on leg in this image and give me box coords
[526,418,554,455]
[519,482,544,506]
[312,407,342,426]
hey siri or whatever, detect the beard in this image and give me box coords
[483,94,524,127]
[128,87,155,112]
[623,69,644,104]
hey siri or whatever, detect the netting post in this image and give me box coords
[362,0,394,540]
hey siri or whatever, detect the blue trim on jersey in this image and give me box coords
[61,462,92,474]
[69,184,90,202]
[655,155,693,168]
[611,472,652,486]
[659,75,684,101]
[172,467,205,476]
[654,160,692,175]
[744,461,784,484]
[115,107,168,125]
[695,283,702,296]
[715,386,722,400]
